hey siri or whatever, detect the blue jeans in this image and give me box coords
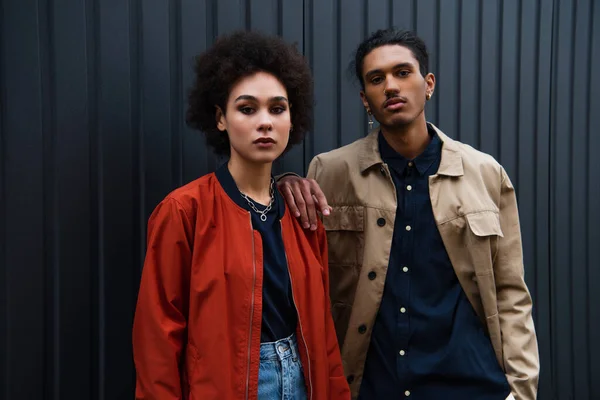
[257,333,307,400]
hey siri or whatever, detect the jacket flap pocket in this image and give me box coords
[466,211,504,237]
[323,206,364,231]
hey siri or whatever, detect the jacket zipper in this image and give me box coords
[281,224,313,400]
[245,212,256,400]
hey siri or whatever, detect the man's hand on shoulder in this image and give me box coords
[277,175,331,231]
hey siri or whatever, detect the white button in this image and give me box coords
[406,185,412,191]
[408,162,413,167]
[405,225,412,231]
[399,350,405,356]
[405,390,411,397]
[400,307,406,313]
[402,266,409,273]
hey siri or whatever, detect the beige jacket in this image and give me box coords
[307,124,539,400]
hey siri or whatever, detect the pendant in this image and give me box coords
[260,214,267,222]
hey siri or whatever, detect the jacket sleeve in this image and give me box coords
[133,198,193,400]
[494,167,540,400]
[317,223,351,399]
[306,155,321,181]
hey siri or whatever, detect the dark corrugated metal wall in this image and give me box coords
[0,0,597,398]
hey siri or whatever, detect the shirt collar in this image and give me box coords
[215,163,285,219]
[378,123,442,176]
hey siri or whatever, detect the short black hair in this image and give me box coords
[186,30,313,156]
[351,28,429,87]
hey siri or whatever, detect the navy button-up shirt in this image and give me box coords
[359,125,511,399]
[216,164,297,343]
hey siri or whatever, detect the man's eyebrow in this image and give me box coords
[364,63,415,79]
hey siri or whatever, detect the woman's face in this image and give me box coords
[216,71,291,165]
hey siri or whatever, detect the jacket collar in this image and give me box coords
[215,162,286,218]
[357,122,464,177]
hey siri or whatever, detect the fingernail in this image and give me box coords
[295,212,301,217]
[310,224,317,231]
[303,223,310,229]
[323,209,330,216]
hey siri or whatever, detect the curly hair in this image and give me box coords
[186,30,314,156]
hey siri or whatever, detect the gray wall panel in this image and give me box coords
[534,2,554,399]
[588,4,600,398]
[96,0,138,398]
[53,0,92,396]
[551,0,575,397]
[479,0,501,157]
[3,0,47,398]
[1,0,598,398]
[571,2,593,398]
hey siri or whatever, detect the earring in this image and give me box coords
[367,109,374,130]
[426,92,432,101]
[290,124,294,132]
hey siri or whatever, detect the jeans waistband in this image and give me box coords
[259,332,299,362]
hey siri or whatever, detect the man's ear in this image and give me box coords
[215,106,226,131]
[425,73,436,94]
[359,91,370,110]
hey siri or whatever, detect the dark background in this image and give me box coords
[1,0,598,398]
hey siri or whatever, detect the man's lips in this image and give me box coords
[383,97,407,109]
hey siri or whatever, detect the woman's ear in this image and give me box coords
[215,105,226,131]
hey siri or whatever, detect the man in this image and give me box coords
[278,29,539,399]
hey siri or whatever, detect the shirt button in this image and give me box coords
[358,324,367,334]
[368,271,377,280]
[399,350,406,356]
[405,390,411,397]
[400,307,406,313]
[406,185,412,191]
[347,375,354,384]
[408,162,414,167]
[402,266,409,273]
[377,218,386,227]
[405,225,411,231]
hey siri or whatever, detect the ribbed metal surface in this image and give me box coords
[0,0,597,398]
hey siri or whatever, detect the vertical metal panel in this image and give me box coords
[181,1,209,184]
[52,0,92,397]
[550,0,600,399]
[437,0,460,141]
[339,0,364,146]
[415,0,438,125]
[459,1,480,147]
[141,0,175,218]
[570,2,593,398]
[392,0,415,31]
[533,0,554,396]
[2,0,48,398]
[0,0,5,397]
[588,3,600,398]
[479,0,501,157]
[1,1,599,399]
[499,0,520,177]
[551,0,575,397]
[307,0,339,157]
[278,0,306,176]
[97,0,138,397]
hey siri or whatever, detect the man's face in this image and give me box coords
[360,45,435,130]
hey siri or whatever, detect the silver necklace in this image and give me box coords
[239,178,275,222]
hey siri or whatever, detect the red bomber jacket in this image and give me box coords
[133,172,350,400]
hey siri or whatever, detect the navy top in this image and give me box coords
[359,125,511,399]
[216,164,298,343]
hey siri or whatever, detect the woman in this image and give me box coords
[132,30,350,400]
